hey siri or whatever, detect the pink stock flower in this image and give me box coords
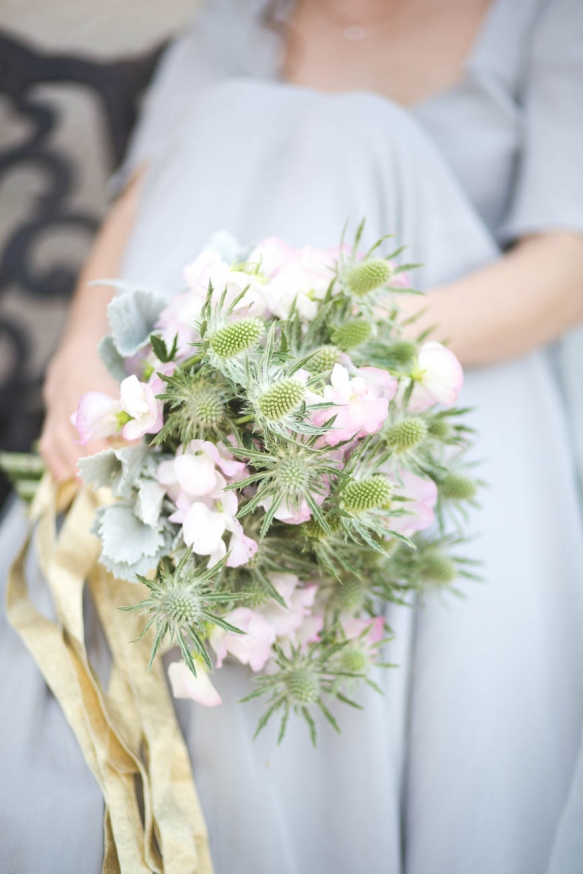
[120,375,163,441]
[342,615,385,646]
[155,291,204,358]
[262,244,337,321]
[408,342,463,412]
[312,364,391,445]
[389,470,438,537]
[258,573,319,639]
[72,391,121,445]
[210,607,276,671]
[167,660,222,707]
[183,248,267,316]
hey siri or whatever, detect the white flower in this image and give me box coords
[168,660,222,707]
[183,248,267,316]
[408,342,463,412]
[119,375,163,441]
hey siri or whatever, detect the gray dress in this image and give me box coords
[2,1,583,872]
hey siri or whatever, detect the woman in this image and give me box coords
[2,0,583,871]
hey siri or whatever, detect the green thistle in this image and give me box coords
[439,472,477,501]
[333,575,368,613]
[417,550,457,585]
[241,642,362,746]
[153,368,232,445]
[308,345,339,373]
[383,340,417,370]
[386,417,428,453]
[231,438,339,538]
[341,476,392,513]
[427,417,451,440]
[209,317,264,359]
[120,551,240,676]
[332,320,372,351]
[346,258,392,295]
[257,378,305,422]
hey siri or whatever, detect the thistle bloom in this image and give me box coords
[408,341,463,412]
[210,607,276,671]
[72,391,121,445]
[168,659,222,707]
[312,364,392,445]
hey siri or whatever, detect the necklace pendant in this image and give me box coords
[342,25,366,41]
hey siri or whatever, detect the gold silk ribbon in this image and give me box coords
[6,477,214,874]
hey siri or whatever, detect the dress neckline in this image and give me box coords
[266,0,506,112]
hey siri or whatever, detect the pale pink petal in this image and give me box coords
[226,519,258,567]
[210,608,275,671]
[168,660,222,707]
[73,391,121,445]
[358,366,398,401]
[182,502,227,554]
[174,453,218,497]
[409,342,463,412]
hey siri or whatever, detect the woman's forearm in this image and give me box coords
[405,232,583,367]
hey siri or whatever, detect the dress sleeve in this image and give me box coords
[499,0,583,243]
[109,15,213,194]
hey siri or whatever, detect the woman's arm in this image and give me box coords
[39,170,143,482]
[404,232,583,367]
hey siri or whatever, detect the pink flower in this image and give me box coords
[312,364,390,445]
[389,470,438,537]
[408,342,463,412]
[183,248,267,316]
[342,616,385,646]
[210,607,276,671]
[167,660,222,707]
[262,245,337,321]
[155,291,204,359]
[258,573,319,639]
[72,391,121,445]
[120,375,163,441]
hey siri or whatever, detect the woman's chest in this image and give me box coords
[282,0,493,107]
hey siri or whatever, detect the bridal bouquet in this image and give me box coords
[17,225,480,745]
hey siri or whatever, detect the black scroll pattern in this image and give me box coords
[0,30,164,504]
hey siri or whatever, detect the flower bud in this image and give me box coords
[335,576,368,612]
[258,379,305,422]
[286,666,320,704]
[384,340,417,369]
[439,473,477,501]
[418,551,456,585]
[341,475,392,513]
[188,387,225,427]
[308,344,340,373]
[386,417,428,452]
[340,646,369,674]
[209,317,264,358]
[332,320,372,350]
[346,259,392,295]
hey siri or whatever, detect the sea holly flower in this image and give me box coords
[72,391,122,445]
[408,341,463,412]
[119,375,164,441]
[210,607,276,671]
[168,659,222,707]
[312,364,391,445]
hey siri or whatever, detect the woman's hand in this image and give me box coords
[39,339,119,483]
[38,169,143,482]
